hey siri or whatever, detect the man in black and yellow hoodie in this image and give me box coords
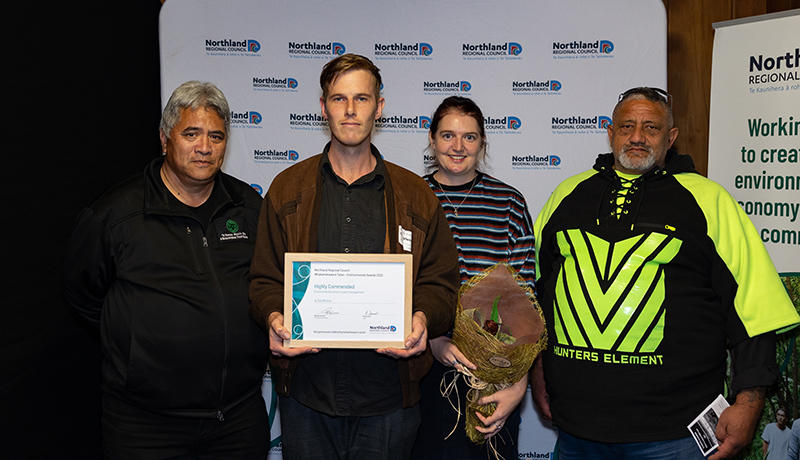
[531,87,798,460]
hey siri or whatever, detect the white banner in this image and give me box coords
[708,13,799,273]
[162,1,667,457]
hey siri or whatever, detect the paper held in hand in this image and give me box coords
[687,394,730,456]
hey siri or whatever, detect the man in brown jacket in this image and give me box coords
[249,54,459,460]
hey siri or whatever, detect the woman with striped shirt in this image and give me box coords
[412,96,538,460]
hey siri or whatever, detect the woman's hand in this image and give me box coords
[474,374,528,439]
[429,336,477,371]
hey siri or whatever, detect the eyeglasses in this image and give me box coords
[618,87,672,107]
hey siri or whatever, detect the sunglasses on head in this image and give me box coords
[618,87,672,107]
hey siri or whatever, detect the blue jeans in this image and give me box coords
[555,428,710,460]
[279,395,421,460]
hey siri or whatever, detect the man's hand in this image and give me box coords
[475,374,528,439]
[710,387,766,459]
[429,336,477,371]
[377,311,428,358]
[529,356,552,421]
[267,311,319,357]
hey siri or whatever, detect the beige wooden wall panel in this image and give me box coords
[662,0,797,176]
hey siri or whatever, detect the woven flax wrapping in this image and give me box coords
[452,263,547,445]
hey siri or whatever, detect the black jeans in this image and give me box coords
[279,394,420,460]
[102,391,269,460]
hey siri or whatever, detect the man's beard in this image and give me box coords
[616,143,656,172]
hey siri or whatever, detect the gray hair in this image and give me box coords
[159,81,230,138]
[614,87,674,128]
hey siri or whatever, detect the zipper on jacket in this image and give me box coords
[217,410,225,422]
[635,222,677,232]
[200,227,231,418]
[186,226,205,274]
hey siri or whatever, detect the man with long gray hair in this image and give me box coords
[64,81,270,458]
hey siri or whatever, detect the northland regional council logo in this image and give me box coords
[513,79,562,95]
[463,42,522,61]
[253,149,299,164]
[512,154,562,170]
[253,76,298,92]
[376,115,430,133]
[289,112,327,131]
[374,42,433,61]
[369,325,397,333]
[230,110,262,129]
[205,38,261,57]
[552,115,611,134]
[748,48,799,90]
[519,450,555,460]
[553,40,614,59]
[289,41,346,59]
[423,80,472,95]
[484,115,522,134]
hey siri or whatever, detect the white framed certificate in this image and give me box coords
[283,253,413,348]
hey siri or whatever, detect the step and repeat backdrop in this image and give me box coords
[160,1,667,458]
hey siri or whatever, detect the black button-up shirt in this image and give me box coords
[289,147,403,416]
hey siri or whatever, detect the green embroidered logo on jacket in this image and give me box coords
[553,229,682,353]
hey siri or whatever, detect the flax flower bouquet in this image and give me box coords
[451,263,547,445]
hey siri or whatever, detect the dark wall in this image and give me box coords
[3,2,162,458]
